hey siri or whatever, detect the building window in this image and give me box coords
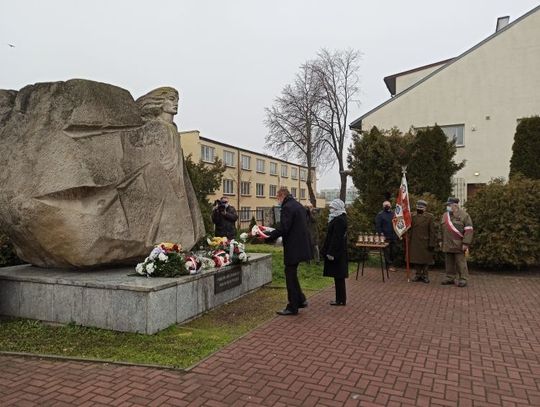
[240,181,251,196]
[291,187,297,197]
[441,124,464,146]
[256,207,265,221]
[241,155,251,170]
[281,164,288,177]
[256,183,265,197]
[269,184,277,197]
[300,188,306,199]
[300,169,307,181]
[291,167,298,180]
[256,159,265,173]
[201,145,215,163]
[223,179,234,195]
[223,150,235,167]
[240,207,251,221]
[270,162,278,175]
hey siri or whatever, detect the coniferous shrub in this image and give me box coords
[509,116,540,180]
[466,176,540,268]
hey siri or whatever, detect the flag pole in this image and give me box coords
[405,230,410,283]
[401,166,411,283]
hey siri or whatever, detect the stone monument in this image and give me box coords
[0,79,205,268]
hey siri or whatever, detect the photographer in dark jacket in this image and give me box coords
[212,196,238,240]
[265,187,313,316]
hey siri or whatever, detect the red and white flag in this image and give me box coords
[392,173,412,238]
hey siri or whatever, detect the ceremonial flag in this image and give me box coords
[392,173,412,238]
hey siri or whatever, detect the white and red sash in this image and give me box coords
[444,212,464,239]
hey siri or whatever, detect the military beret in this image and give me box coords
[416,200,427,209]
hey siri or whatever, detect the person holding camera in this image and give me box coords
[212,197,238,240]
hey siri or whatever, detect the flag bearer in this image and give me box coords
[409,200,436,283]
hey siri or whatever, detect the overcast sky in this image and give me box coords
[1,0,539,189]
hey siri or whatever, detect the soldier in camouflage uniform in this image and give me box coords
[409,200,436,283]
[439,197,473,287]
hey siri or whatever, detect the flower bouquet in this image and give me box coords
[250,224,275,239]
[136,242,188,277]
[206,235,249,266]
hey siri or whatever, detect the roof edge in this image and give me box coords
[350,4,540,130]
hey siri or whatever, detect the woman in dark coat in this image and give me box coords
[321,199,348,305]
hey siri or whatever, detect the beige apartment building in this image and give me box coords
[179,130,321,227]
[350,6,540,202]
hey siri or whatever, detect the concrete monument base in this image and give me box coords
[0,253,272,334]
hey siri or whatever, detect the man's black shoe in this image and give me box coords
[276,308,298,316]
[329,301,346,306]
[422,277,430,284]
[412,275,422,282]
[298,301,308,308]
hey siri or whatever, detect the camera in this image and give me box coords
[214,199,227,209]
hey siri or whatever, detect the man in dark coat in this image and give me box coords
[408,200,436,283]
[212,196,238,240]
[265,187,313,315]
[375,200,398,272]
[321,199,348,305]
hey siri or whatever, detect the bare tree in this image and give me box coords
[264,64,332,206]
[311,49,361,202]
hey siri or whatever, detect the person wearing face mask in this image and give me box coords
[321,199,348,305]
[408,200,436,283]
[212,196,238,240]
[264,187,313,315]
[439,197,474,287]
[375,200,398,272]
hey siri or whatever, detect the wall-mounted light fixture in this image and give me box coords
[474,172,480,176]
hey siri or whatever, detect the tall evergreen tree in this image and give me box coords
[184,155,226,233]
[406,125,464,202]
[347,127,403,217]
[510,116,540,180]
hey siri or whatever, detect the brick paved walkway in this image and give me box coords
[1,269,540,406]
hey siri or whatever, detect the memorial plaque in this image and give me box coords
[214,267,242,294]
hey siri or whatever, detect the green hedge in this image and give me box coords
[466,176,540,268]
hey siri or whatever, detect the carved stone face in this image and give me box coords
[162,93,178,115]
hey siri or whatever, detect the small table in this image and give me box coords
[355,242,389,282]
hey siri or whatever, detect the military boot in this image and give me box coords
[441,278,455,285]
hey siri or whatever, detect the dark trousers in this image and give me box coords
[383,240,397,269]
[334,278,346,304]
[285,263,306,312]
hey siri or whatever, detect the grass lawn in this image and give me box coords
[0,244,356,369]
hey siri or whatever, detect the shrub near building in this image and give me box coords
[509,116,540,180]
[466,176,540,269]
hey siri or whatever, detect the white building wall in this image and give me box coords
[361,9,540,198]
[394,63,446,94]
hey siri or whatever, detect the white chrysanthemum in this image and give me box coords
[158,253,168,262]
[239,232,248,242]
[238,252,247,261]
[146,262,155,275]
[135,263,145,275]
